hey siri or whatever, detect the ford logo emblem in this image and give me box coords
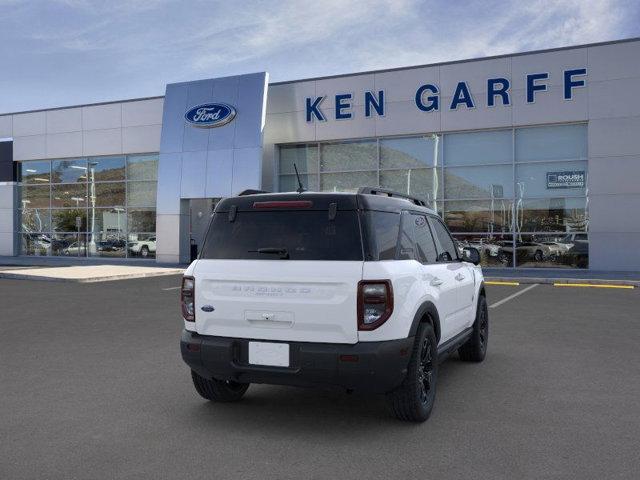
[184,103,236,128]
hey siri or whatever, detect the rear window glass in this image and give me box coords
[200,210,363,261]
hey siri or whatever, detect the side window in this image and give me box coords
[412,214,438,264]
[428,217,459,262]
[364,211,401,260]
[397,212,415,260]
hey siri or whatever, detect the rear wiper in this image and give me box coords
[249,247,290,259]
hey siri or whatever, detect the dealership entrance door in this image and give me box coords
[188,199,220,261]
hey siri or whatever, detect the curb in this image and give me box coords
[486,277,639,287]
[0,269,184,283]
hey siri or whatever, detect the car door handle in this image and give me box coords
[430,277,444,286]
[455,273,465,281]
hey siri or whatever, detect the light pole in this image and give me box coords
[70,162,97,254]
[88,162,98,254]
[430,134,439,213]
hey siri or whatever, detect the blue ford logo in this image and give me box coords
[184,103,236,128]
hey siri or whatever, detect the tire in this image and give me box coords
[534,249,543,262]
[191,370,249,402]
[386,322,438,422]
[140,246,149,258]
[458,295,489,362]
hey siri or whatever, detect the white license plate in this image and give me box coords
[248,342,290,367]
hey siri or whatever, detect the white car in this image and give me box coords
[180,187,488,422]
[128,236,156,258]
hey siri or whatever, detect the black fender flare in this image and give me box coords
[408,301,441,343]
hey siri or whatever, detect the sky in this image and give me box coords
[0,0,639,113]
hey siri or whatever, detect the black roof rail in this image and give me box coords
[238,189,270,196]
[357,186,429,207]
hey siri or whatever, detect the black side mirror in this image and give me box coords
[462,247,481,265]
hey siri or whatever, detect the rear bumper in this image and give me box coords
[180,329,414,394]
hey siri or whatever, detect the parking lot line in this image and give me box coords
[554,283,635,289]
[162,286,181,291]
[485,281,520,286]
[489,283,538,309]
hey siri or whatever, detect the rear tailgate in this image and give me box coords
[192,197,365,344]
[194,260,362,343]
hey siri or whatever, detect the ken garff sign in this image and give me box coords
[305,68,587,122]
[547,170,586,189]
[185,102,237,128]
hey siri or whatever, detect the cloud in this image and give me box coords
[0,0,637,111]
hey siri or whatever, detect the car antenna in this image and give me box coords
[293,163,306,193]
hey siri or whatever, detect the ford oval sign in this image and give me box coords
[184,103,236,128]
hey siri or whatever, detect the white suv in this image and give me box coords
[180,188,488,422]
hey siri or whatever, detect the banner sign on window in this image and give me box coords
[546,171,586,189]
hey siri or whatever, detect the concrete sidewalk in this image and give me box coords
[0,265,184,283]
[484,268,640,287]
[0,255,185,269]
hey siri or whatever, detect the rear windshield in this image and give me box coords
[200,210,363,261]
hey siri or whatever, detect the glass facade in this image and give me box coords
[18,154,158,259]
[277,124,588,268]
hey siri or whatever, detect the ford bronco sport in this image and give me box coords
[180,187,488,422]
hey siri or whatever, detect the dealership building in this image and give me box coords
[0,38,639,270]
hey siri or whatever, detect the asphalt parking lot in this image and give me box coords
[1,276,639,479]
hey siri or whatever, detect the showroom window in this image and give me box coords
[18,154,158,259]
[277,124,588,269]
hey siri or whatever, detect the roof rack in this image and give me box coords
[357,186,429,207]
[238,189,270,196]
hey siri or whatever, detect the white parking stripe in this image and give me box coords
[489,283,538,309]
[162,286,181,291]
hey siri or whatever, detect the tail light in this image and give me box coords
[357,280,393,330]
[181,276,195,322]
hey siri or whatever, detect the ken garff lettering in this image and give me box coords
[305,68,587,122]
[185,102,237,128]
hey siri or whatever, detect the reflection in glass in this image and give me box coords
[21,185,50,209]
[444,200,513,233]
[454,234,513,267]
[515,197,588,233]
[279,145,318,175]
[127,154,159,181]
[20,209,50,233]
[516,124,587,162]
[95,182,125,207]
[127,209,155,232]
[444,165,513,199]
[320,171,378,192]
[17,155,158,259]
[51,158,87,183]
[52,209,87,232]
[380,136,440,169]
[90,208,127,238]
[21,233,52,256]
[52,183,87,208]
[514,234,588,269]
[279,173,318,192]
[380,168,440,203]
[127,181,157,207]
[444,130,512,166]
[92,156,125,181]
[515,161,587,198]
[20,160,50,184]
[50,233,87,257]
[128,234,157,258]
[321,140,377,172]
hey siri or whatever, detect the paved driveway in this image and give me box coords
[1,276,639,479]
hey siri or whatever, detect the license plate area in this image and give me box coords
[248,341,290,367]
